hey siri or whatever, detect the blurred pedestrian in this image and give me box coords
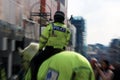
[90,58,99,80]
[95,59,114,80]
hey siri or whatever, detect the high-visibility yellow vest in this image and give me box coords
[19,42,39,70]
[0,66,6,80]
[36,51,95,80]
[39,22,70,50]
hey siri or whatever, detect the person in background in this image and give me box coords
[26,11,71,80]
[90,58,99,80]
[95,59,114,80]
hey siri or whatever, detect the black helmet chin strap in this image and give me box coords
[51,22,57,37]
[51,22,54,35]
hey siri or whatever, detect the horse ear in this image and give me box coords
[18,47,24,54]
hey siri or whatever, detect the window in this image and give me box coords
[60,0,65,5]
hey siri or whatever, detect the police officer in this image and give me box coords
[27,11,71,80]
[36,51,95,80]
[39,10,70,51]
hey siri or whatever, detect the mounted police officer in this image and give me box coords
[25,11,71,80]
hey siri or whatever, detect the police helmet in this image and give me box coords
[54,11,65,23]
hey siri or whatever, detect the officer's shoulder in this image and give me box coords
[46,23,52,26]
[45,23,53,29]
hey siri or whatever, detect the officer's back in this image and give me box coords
[25,11,71,80]
[37,51,95,80]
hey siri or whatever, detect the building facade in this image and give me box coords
[109,38,120,63]
[0,0,68,79]
[43,0,68,24]
[67,21,76,51]
[69,16,87,57]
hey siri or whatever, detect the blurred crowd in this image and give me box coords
[90,58,120,80]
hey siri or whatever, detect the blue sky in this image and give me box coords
[67,0,120,46]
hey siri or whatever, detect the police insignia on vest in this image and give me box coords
[46,69,59,80]
[53,26,66,32]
